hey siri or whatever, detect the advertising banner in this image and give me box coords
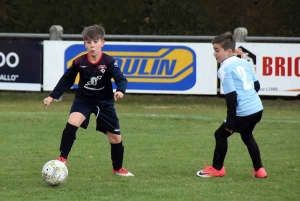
[219,43,300,96]
[44,41,300,96]
[0,41,42,91]
[43,41,217,95]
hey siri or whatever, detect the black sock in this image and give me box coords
[212,142,228,171]
[111,141,124,170]
[212,125,231,170]
[59,122,78,159]
[241,134,263,171]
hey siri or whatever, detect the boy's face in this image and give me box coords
[213,43,232,63]
[84,37,105,57]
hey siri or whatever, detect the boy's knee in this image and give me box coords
[214,127,228,140]
[107,132,122,144]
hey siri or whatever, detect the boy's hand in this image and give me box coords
[44,96,54,108]
[114,91,124,101]
[225,127,233,134]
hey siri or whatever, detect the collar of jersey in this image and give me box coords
[220,56,240,68]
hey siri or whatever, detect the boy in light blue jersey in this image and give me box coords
[219,57,263,116]
[196,32,267,178]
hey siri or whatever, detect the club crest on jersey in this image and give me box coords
[98,65,107,70]
[98,65,107,73]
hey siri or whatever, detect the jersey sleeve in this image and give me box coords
[248,62,258,82]
[108,60,127,94]
[222,67,237,129]
[222,68,236,94]
[49,60,79,99]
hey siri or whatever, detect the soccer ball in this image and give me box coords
[42,160,68,186]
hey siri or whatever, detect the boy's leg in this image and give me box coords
[212,122,233,170]
[196,122,229,177]
[239,110,264,171]
[96,102,133,176]
[107,132,133,176]
[240,132,263,171]
[107,132,124,170]
[59,112,86,159]
[58,99,90,161]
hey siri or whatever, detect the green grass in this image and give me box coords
[0,92,299,201]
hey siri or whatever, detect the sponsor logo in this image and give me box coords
[0,52,19,68]
[234,46,257,72]
[231,46,300,77]
[84,76,104,90]
[0,52,20,82]
[65,44,196,90]
[0,74,19,81]
[262,56,300,77]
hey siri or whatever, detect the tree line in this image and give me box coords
[0,0,299,37]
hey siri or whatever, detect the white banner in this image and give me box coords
[43,41,217,95]
[220,43,300,96]
[43,41,300,96]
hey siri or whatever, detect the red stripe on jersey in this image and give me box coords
[87,52,103,64]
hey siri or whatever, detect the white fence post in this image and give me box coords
[233,27,248,42]
[50,25,63,40]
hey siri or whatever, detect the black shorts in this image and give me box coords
[233,110,263,134]
[70,98,121,135]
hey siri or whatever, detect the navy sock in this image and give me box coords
[111,141,124,170]
[59,122,78,159]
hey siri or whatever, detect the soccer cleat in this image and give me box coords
[252,167,267,178]
[112,167,134,177]
[196,163,226,178]
[56,157,68,164]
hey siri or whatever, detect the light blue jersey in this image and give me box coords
[218,56,263,116]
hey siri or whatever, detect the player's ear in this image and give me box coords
[227,48,233,56]
[101,40,105,47]
[83,41,87,48]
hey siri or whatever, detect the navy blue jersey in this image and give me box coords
[50,53,127,104]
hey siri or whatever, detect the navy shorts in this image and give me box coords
[70,98,121,135]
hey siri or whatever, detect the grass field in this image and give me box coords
[0,92,299,201]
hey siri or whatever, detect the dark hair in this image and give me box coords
[212,31,235,52]
[82,24,105,40]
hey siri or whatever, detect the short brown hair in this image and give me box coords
[82,24,105,40]
[212,31,235,52]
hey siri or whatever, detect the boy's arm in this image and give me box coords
[49,61,79,99]
[108,60,127,94]
[224,91,237,130]
[254,81,260,92]
[222,69,237,131]
[250,64,260,93]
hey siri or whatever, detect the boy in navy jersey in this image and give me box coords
[196,32,267,178]
[44,24,133,176]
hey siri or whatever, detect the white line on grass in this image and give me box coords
[1,111,299,124]
[120,113,299,123]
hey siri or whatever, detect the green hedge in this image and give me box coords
[0,0,299,36]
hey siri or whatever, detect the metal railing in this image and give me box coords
[245,36,300,42]
[0,33,215,41]
[0,33,49,38]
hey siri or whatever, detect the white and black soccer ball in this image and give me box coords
[42,160,68,186]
